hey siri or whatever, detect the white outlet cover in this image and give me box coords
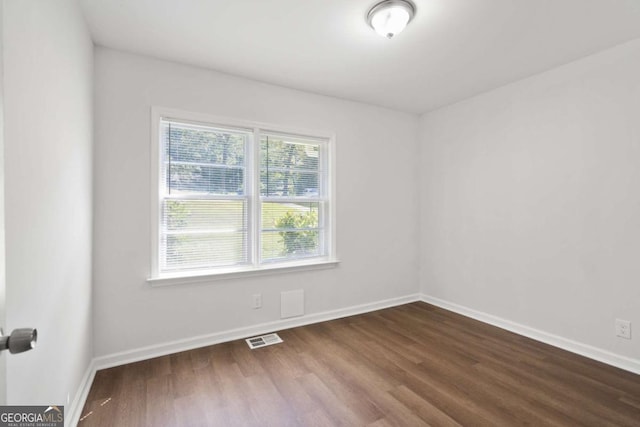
[615,319,631,339]
[252,294,262,309]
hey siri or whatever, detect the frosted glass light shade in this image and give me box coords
[367,0,416,39]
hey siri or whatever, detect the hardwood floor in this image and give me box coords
[79,302,640,426]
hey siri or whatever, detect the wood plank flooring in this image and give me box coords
[79,302,640,426]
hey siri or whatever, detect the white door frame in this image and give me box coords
[0,0,7,405]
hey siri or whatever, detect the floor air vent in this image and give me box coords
[246,333,283,349]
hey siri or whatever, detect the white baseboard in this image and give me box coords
[66,293,419,426]
[93,293,421,371]
[68,292,639,426]
[66,360,97,427]
[420,294,640,375]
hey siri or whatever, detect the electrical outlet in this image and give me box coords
[615,319,631,340]
[252,294,262,309]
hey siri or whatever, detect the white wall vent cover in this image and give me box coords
[281,289,304,319]
[245,333,283,349]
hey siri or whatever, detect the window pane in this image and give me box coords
[260,170,319,197]
[162,120,247,195]
[168,163,244,195]
[161,199,247,271]
[260,137,319,170]
[261,202,321,261]
[260,135,320,197]
[164,199,247,231]
[261,202,319,229]
[261,230,320,262]
[163,233,246,271]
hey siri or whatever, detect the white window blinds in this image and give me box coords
[154,114,333,279]
[160,120,249,273]
[260,135,325,262]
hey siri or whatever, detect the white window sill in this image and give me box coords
[147,258,340,287]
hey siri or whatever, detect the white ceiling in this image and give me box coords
[80,0,640,114]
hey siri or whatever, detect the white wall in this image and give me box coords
[419,39,640,360]
[3,0,93,405]
[93,48,419,357]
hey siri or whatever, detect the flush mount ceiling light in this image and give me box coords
[367,0,416,39]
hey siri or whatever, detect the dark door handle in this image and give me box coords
[0,328,37,354]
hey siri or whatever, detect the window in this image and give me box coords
[150,109,335,282]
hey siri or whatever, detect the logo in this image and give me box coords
[0,405,64,427]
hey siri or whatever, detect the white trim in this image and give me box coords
[420,294,640,375]
[69,294,640,424]
[93,293,420,370]
[249,127,259,266]
[65,360,96,427]
[152,107,336,142]
[66,292,414,425]
[147,258,340,287]
[328,133,337,261]
[149,107,161,281]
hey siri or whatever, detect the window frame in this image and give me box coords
[148,107,337,286]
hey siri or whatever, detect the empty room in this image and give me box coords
[1,0,640,425]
